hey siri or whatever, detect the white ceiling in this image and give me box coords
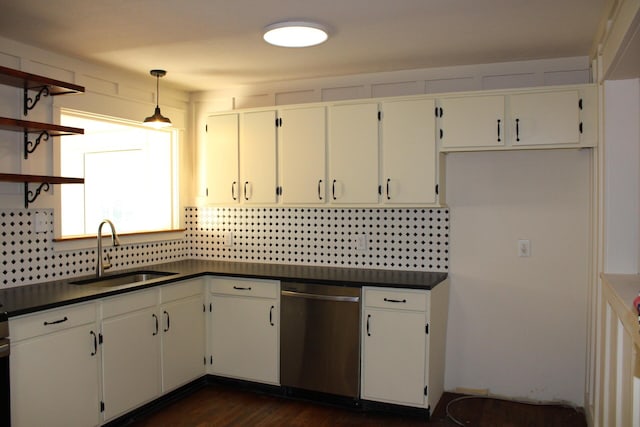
[0,0,606,92]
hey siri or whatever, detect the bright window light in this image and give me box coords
[59,111,177,237]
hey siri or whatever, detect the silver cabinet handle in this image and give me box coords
[244,182,249,200]
[232,181,237,200]
[318,179,323,200]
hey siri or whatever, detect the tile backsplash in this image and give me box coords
[1,207,449,287]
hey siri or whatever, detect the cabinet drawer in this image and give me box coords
[210,277,279,299]
[363,287,428,311]
[160,279,204,303]
[102,288,158,319]
[10,302,97,341]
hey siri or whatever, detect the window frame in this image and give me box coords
[53,108,182,250]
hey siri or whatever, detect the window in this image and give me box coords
[59,110,178,237]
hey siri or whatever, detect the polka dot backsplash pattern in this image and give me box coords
[186,207,449,272]
[1,207,449,288]
[1,209,187,287]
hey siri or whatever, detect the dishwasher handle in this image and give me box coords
[281,290,359,303]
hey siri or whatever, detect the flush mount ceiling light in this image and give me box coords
[143,69,172,128]
[263,21,328,48]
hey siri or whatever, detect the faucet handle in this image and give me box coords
[104,253,113,270]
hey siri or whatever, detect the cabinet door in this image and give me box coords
[510,90,580,146]
[101,307,161,421]
[439,95,505,148]
[362,308,427,407]
[381,98,437,204]
[210,295,279,384]
[328,103,379,204]
[11,324,101,427]
[161,294,205,392]
[240,110,277,204]
[279,106,326,204]
[206,114,240,203]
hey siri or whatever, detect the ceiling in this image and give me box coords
[0,0,606,92]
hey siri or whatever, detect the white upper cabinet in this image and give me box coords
[240,110,278,204]
[510,90,580,146]
[205,114,239,204]
[328,103,379,204]
[439,95,505,149]
[438,85,596,151]
[201,84,596,206]
[381,98,437,204]
[279,106,326,204]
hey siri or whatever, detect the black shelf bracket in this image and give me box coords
[24,181,50,208]
[24,85,50,116]
[24,130,50,159]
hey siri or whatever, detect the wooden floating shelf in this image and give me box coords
[0,65,84,95]
[0,117,84,136]
[0,173,84,185]
[0,173,84,208]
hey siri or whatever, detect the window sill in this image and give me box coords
[53,229,186,251]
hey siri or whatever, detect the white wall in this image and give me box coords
[444,149,591,405]
[603,79,640,273]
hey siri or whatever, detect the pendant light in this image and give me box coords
[143,69,172,128]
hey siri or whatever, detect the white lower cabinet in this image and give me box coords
[10,303,101,427]
[361,282,449,411]
[100,279,206,422]
[160,279,206,392]
[100,289,161,421]
[208,277,280,385]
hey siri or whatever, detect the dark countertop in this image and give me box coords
[0,259,448,317]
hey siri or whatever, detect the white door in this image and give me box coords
[10,324,101,427]
[161,294,206,392]
[510,90,580,146]
[381,98,437,204]
[362,308,427,407]
[101,307,161,421]
[240,110,277,204]
[210,295,279,384]
[439,95,505,148]
[328,103,379,204]
[279,106,326,204]
[206,114,240,203]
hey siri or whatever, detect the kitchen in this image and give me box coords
[0,1,638,426]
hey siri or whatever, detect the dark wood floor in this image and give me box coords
[125,383,587,427]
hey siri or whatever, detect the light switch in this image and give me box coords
[518,239,531,257]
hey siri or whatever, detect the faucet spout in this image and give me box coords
[97,219,120,278]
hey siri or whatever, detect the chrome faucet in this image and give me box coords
[96,219,121,278]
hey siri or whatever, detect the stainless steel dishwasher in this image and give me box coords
[280,282,361,399]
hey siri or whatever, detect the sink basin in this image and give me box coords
[70,270,177,287]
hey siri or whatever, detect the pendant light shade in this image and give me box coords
[143,69,172,128]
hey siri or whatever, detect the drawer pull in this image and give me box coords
[233,286,252,291]
[383,298,407,304]
[43,316,68,326]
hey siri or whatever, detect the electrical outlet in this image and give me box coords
[356,234,368,251]
[518,239,531,257]
[34,212,48,233]
[223,231,233,247]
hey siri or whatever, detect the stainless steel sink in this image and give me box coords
[70,270,177,287]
